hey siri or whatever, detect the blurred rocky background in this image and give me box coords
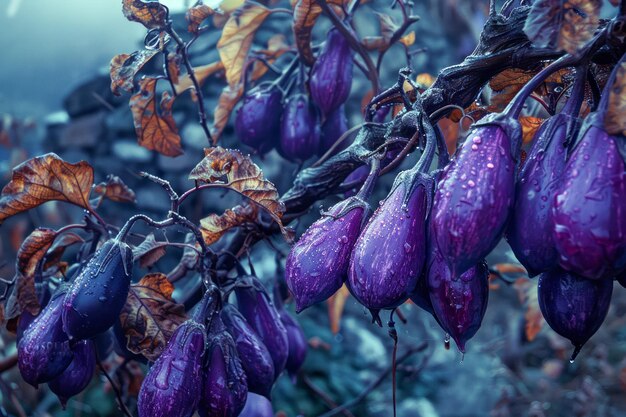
[1,0,626,416]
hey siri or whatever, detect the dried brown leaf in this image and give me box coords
[514,277,544,342]
[292,0,344,65]
[189,147,286,235]
[129,77,183,157]
[399,31,415,47]
[327,284,349,334]
[186,3,216,34]
[110,50,159,96]
[0,153,94,225]
[520,116,545,144]
[174,61,225,95]
[133,233,168,269]
[211,84,244,141]
[605,62,626,136]
[217,1,272,87]
[200,204,258,245]
[122,0,168,29]
[523,0,602,54]
[43,232,84,270]
[119,273,187,361]
[166,52,181,85]
[94,174,137,204]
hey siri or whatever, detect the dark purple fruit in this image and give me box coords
[18,289,73,387]
[427,249,489,353]
[431,115,521,277]
[286,197,366,312]
[238,393,274,417]
[348,173,431,311]
[319,104,349,156]
[275,301,307,382]
[62,239,133,340]
[235,86,283,153]
[538,267,613,360]
[279,93,320,161]
[137,320,205,417]
[221,304,274,398]
[310,28,353,116]
[48,340,96,408]
[507,114,570,276]
[235,278,289,376]
[199,317,248,417]
[552,114,626,279]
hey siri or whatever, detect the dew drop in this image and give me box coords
[487,162,494,169]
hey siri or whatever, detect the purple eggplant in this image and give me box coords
[286,197,367,312]
[199,317,248,417]
[319,104,349,156]
[62,239,133,340]
[538,267,613,360]
[272,288,307,382]
[238,393,274,417]
[235,278,289,376]
[431,115,521,277]
[279,93,320,161]
[235,85,283,153]
[348,172,432,312]
[552,114,626,279]
[310,28,353,116]
[18,289,73,387]
[427,248,489,353]
[221,304,275,398]
[48,340,96,408]
[137,320,205,417]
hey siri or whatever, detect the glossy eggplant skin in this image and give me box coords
[137,321,205,417]
[507,114,571,277]
[48,340,96,408]
[18,289,73,387]
[278,308,307,381]
[286,197,365,312]
[199,318,248,417]
[221,304,275,398]
[538,267,613,359]
[552,114,626,280]
[319,104,349,156]
[431,116,520,277]
[279,93,321,161]
[238,393,274,417]
[235,87,283,153]
[348,177,429,310]
[62,239,133,340]
[310,28,353,116]
[235,278,289,377]
[427,248,489,353]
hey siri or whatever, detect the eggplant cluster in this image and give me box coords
[235,28,353,159]
[17,238,133,406]
[138,280,306,417]
[286,59,626,358]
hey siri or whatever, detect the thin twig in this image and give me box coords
[302,375,356,417]
[97,359,133,417]
[315,343,428,417]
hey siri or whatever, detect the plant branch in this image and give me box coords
[97,359,133,417]
[315,342,428,417]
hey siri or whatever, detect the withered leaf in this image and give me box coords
[15,228,57,316]
[166,52,180,85]
[514,277,544,342]
[180,233,199,270]
[327,284,349,334]
[94,174,137,204]
[189,147,286,235]
[249,34,290,81]
[110,50,159,96]
[200,203,258,245]
[523,0,602,54]
[186,3,216,34]
[133,233,168,269]
[211,84,244,141]
[292,0,345,65]
[129,77,184,157]
[174,61,225,95]
[122,0,168,29]
[217,1,272,87]
[0,153,94,225]
[43,232,84,270]
[119,273,187,361]
[605,62,626,136]
[488,67,567,112]
[362,12,404,51]
[399,31,415,47]
[520,116,545,144]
